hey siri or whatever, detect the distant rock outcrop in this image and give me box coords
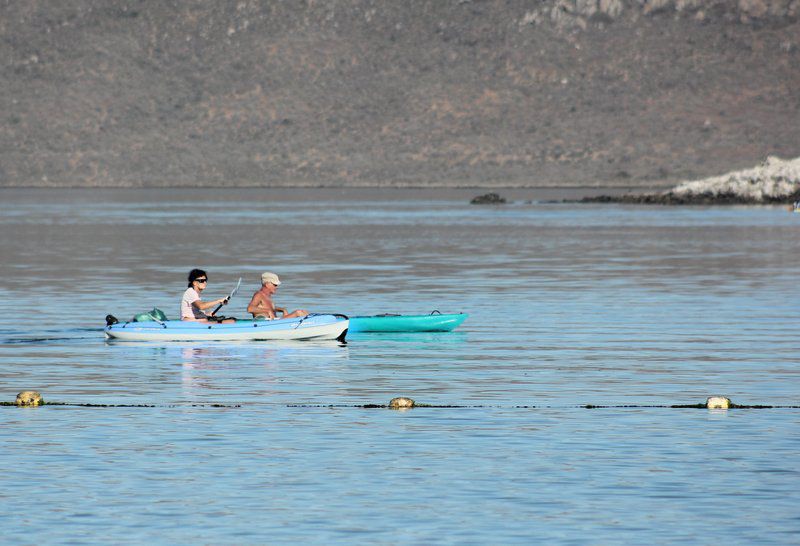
[1,1,799,187]
[581,156,800,204]
[470,192,507,205]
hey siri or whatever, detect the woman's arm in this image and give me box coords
[193,297,226,311]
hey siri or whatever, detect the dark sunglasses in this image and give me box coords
[195,278,208,283]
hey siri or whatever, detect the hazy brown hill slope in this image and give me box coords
[1,0,799,187]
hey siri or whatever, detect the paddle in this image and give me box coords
[146,311,167,328]
[211,277,241,316]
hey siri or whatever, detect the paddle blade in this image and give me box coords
[211,278,242,316]
[230,277,242,299]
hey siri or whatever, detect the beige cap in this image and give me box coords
[261,271,281,285]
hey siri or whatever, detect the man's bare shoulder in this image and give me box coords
[250,290,272,304]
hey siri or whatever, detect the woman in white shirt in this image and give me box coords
[181,269,234,322]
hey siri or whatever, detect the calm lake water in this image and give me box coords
[1,188,799,544]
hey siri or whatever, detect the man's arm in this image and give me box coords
[248,292,277,318]
[247,292,264,314]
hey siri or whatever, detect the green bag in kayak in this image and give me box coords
[132,308,168,322]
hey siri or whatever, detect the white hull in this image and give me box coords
[105,315,348,342]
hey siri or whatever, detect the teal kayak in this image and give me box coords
[348,313,467,333]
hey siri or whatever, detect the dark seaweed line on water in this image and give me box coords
[4,402,799,409]
[0,402,241,408]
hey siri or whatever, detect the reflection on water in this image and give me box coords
[1,189,799,543]
[180,347,217,396]
[348,331,468,344]
[177,342,351,399]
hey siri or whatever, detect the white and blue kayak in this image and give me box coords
[105,314,349,342]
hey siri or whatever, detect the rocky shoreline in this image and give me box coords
[577,156,800,205]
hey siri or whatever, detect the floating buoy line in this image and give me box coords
[4,392,799,410]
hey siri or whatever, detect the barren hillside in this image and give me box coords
[2,0,799,187]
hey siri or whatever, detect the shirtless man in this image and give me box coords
[247,272,309,320]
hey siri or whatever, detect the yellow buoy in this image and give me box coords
[389,397,415,409]
[16,391,43,407]
[706,396,732,409]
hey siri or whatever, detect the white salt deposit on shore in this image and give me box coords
[669,156,800,201]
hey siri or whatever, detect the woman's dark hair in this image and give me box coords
[188,269,207,287]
